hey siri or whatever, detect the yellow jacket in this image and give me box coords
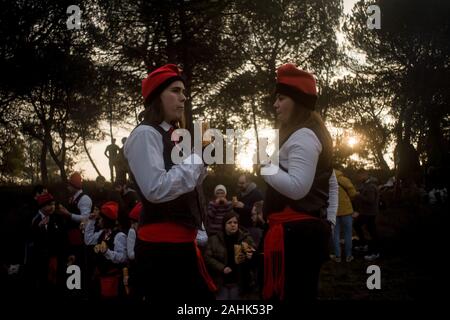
[335,170,358,216]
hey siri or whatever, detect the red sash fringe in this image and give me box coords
[195,242,217,292]
[263,207,318,300]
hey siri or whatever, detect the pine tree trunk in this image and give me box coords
[40,141,49,185]
[251,102,260,165]
[83,136,102,177]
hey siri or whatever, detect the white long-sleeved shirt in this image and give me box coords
[327,170,338,226]
[124,121,205,203]
[196,222,208,247]
[127,228,136,261]
[69,189,92,223]
[263,128,338,224]
[84,219,127,264]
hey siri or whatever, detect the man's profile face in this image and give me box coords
[67,185,77,195]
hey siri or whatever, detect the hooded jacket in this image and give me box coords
[335,170,358,216]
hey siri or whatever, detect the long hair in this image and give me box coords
[278,104,333,166]
[139,96,185,129]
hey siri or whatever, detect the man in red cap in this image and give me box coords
[260,63,337,302]
[30,192,67,296]
[59,172,92,222]
[124,64,215,302]
[57,172,93,298]
[84,201,127,299]
[59,172,93,243]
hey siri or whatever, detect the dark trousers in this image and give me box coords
[31,255,66,299]
[65,245,89,300]
[283,219,331,302]
[353,214,378,254]
[135,240,214,303]
[115,167,127,184]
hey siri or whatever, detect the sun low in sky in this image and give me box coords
[348,136,358,148]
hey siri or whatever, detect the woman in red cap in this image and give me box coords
[84,201,127,299]
[124,64,215,302]
[261,63,338,301]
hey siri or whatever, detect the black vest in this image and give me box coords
[263,126,332,218]
[95,229,123,274]
[67,192,86,229]
[127,122,204,229]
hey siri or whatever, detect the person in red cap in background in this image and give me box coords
[126,201,141,262]
[124,64,215,302]
[122,201,141,298]
[59,172,93,244]
[260,63,338,302]
[30,192,68,297]
[57,171,93,298]
[84,201,127,299]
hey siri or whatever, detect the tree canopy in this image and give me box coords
[1,0,448,184]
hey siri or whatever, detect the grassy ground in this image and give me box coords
[319,253,430,300]
[319,205,447,301]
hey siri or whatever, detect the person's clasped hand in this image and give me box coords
[242,241,256,260]
[223,267,232,274]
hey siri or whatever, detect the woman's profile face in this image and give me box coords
[273,93,295,125]
[160,80,186,123]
